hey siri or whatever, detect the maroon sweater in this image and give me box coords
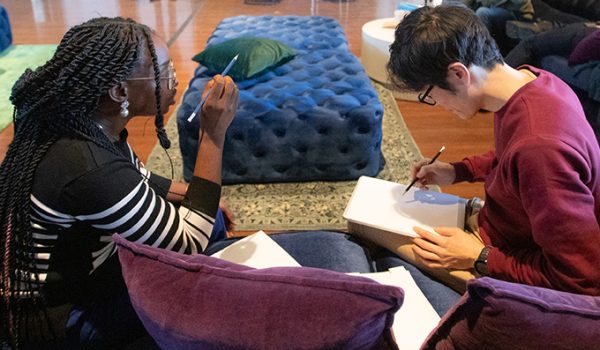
[453,67,600,295]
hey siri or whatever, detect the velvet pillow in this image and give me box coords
[568,29,600,65]
[114,235,403,350]
[421,277,600,350]
[192,37,296,80]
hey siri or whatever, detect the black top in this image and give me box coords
[29,130,220,306]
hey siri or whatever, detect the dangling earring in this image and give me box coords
[120,99,130,118]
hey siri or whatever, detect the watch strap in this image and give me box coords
[474,245,491,276]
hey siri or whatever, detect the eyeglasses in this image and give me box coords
[418,85,436,106]
[128,60,177,90]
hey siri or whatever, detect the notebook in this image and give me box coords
[343,176,466,238]
[350,267,441,350]
[210,231,301,268]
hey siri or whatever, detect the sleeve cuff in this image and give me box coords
[184,176,221,218]
[451,161,472,183]
[148,172,172,198]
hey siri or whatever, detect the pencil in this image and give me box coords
[402,146,446,195]
[187,54,239,123]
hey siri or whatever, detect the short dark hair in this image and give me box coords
[387,5,503,92]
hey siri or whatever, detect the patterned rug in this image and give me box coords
[0,45,56,132]
[146,82,425,231]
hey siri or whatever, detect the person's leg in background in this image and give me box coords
[506,0,590,40]
[475,6,519,55]
[530,0,589,25]
[505,23,597,67]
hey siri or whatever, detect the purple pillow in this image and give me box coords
[568,30,600,65]
[114,235,403,350]
[421,277,600,350]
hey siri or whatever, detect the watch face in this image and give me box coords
[475,260,488,276]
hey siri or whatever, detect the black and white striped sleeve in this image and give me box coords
[60,159,220,254]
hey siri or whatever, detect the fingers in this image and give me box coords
[410,159,430,180]
[413,226,442,244]
[412,244,440,261]
[223,208,236,232]
[433,227,459,237]
[223,76,240,111]
[416,162,434,180]
[413,236,443,255]
[220,75,234,98]
[206,75,225,106]
[412,245,444,269]
[201,78,217,100]
[410,159,433,189]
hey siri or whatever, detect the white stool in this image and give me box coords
[361,17,418,101]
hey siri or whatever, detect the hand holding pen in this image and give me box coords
[402,146,446,195]
[188,54,239,123]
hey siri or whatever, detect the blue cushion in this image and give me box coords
[0,5,12,53]
[177,16,383,184]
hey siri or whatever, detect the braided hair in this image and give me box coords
[0,17,170,348]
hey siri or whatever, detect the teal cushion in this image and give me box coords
[192,37,296,80]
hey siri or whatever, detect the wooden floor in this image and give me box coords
[0,0,493,199]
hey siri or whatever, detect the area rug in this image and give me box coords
[0,45,56,132]
[146,82,425,231]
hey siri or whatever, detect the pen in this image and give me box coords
[402,146,446,195]
[187,54,239,123]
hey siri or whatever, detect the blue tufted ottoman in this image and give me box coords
[0,5,12,53]
[177,16,384,184]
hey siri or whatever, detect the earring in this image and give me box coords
[120,100,130,118]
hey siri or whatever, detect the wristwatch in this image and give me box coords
[474,246,491,276]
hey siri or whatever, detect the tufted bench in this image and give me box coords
[177,16,384,184]
[0,5,11,53]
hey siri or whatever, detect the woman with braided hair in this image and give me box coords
[0,17,239,348]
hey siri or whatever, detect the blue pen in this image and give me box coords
[187,54,239,123]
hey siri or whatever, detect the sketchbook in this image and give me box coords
[210,231,301,268]
[350,267,440,350]
[343,176,466,238]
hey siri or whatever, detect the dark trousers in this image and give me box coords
[505,23,597,67]
[531,0,589,24]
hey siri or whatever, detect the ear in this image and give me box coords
[446,62,471,90]
[107,82,129,104]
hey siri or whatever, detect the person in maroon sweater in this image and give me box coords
[387,5,600,295]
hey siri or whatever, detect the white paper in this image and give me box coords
[351,267,441,350]
[210,231,301,268]
[343,176,466,237]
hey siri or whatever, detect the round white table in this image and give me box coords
[361,17,418,101]
[361,17,396,84]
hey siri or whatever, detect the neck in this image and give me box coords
[478,63,537,112]
[94,117,126,142]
